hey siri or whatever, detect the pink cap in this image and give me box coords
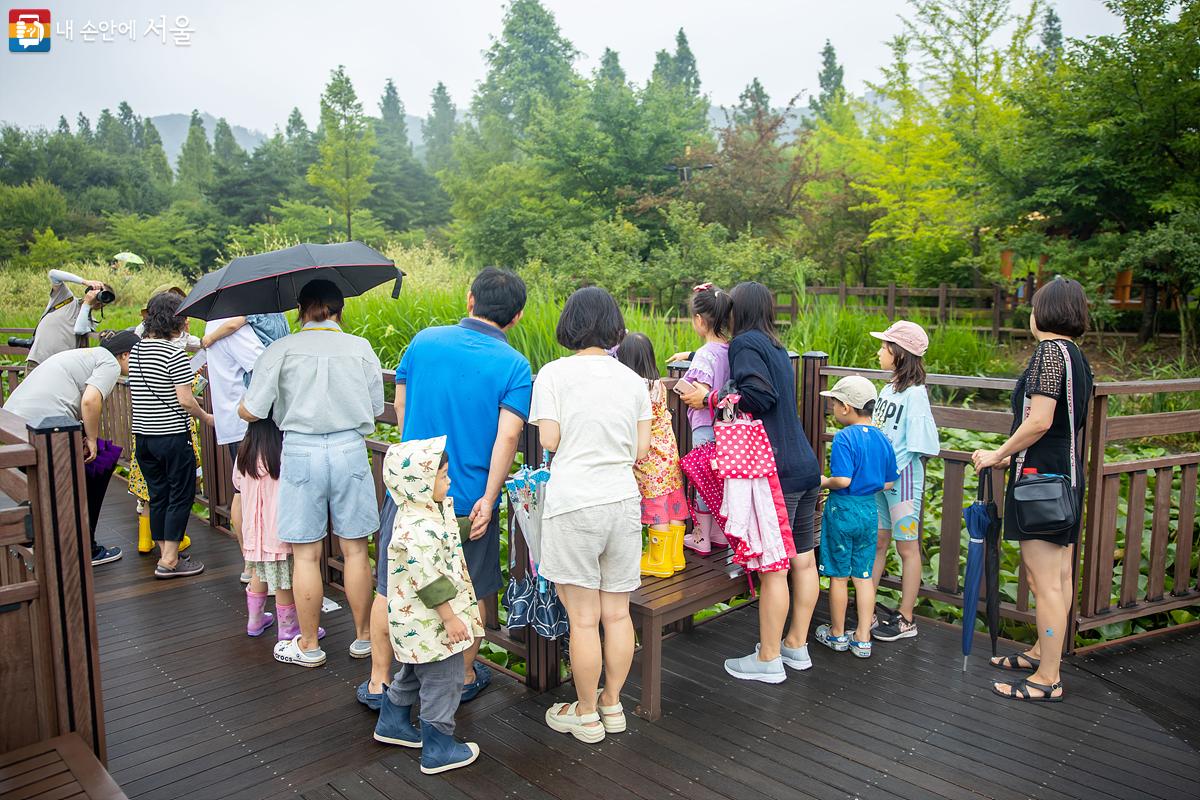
[870,320,929,357]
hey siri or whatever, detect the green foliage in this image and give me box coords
[807,39,845,125]
[176,110,213,195]
[307,66,378,240]
[422,82,458,175]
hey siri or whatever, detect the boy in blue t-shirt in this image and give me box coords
[815,376,898,659]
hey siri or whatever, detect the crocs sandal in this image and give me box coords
[273,635,326,668]
[595,689,626,734]
[990,652,1040,671]
[992,677,1063,702]
[545,701,605,743]
[815,624,849,652]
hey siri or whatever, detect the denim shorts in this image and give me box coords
[821,492,878,579]
[276,430,379,544]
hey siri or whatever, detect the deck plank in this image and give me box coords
[86,483,1200,800]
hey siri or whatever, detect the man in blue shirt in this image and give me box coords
[358,267,531,708]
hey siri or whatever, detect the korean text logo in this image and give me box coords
[9,8,50,52]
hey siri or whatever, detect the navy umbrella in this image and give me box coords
[177,241,404,320]
[983,469,1003,659]
[962,467,1002,670]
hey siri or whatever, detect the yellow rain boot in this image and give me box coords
[178,534,191,553]
[668,522,687,573]
[137,514,153,554]
[639,528,673,578]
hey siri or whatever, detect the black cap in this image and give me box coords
[98,330,140,356]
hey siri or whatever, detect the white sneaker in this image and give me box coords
[348,638,373,658]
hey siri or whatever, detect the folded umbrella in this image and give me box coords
[983,468,1004,658]
[178,241,404,320]
[962,467,1002,670]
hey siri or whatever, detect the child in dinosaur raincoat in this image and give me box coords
[374,436,485,775]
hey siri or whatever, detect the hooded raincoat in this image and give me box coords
[384,436,484,664]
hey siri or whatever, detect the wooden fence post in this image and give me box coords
[837,283,847,309]
[886,283,897,319]
[799,352,829,461]
[992,285,1004,338]
[25,416,106,762]
[1079,393,1109,623]
[937,284,948,324]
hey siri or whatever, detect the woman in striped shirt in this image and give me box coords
[130,292,214,579]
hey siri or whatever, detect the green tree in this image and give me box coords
[307,65,377,239]
[422,82,458,173]
[75,113,92,142]
[807,40,845,125]
[176,110,213,195]
[735,78,771,126]
[140,119,173,185]
[1040,5,1063,60]
[472,0,578,140]
[369,79,448,230]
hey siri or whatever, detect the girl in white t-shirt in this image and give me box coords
[531,287,651,746]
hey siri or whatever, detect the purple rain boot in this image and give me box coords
[246,588,275,637]
[276,602,325,641]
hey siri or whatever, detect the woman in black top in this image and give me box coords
[973,278,1093,702]
[684,281,822,682]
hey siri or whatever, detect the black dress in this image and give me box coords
[1003,339,1093,546]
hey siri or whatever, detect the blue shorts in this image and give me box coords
[276,430,379,544]
[876,459,924,541]
[820,492,878,579]
[375,494,502,600]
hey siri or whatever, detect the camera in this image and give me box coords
[96,288,116,304]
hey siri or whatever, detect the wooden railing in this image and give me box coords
[779,283,1012,335]
[799,352,1200,651]
[0,407,107,762]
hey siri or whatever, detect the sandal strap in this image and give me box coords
[1023,679,1061,697]
[595,690,623,715]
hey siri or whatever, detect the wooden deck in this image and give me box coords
[90,484,1200,800]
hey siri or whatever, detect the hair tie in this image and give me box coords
[692,282,714,293]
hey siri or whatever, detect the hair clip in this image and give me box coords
[692,282,714,293]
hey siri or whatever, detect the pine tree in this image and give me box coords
[378,79,411,151]
[75,113,92,141]
[598,48,626,85]
[672,29,701,96]
[307,66,377,239]
[472,0,577,137]
[176,110,213,194]
[808,40,845,125]
[1041,7,1063,61]
[422,82,457,173]
[56,116,70,136]
[96,108,132,155]
[141,119,173,185]
[735,78,771,126]
[213,118,248,168]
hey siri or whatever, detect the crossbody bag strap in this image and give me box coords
[132,341,191,427]
[1013,340,1076,486]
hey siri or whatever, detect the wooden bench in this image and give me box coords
[630,547,748,721]
[0,735,127,800]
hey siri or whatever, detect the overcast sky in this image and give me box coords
[2,0,1122,134]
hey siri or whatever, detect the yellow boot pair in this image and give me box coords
[639,523,687,578]
[137,514,190,554]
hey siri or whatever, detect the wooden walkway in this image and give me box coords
[90,484,1200,800]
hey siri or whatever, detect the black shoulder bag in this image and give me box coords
[1011,340,1079,536]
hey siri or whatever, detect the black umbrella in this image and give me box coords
[177,241,404,320]
[983,467,1003,658]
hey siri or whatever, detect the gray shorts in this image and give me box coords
[539,497,642,593]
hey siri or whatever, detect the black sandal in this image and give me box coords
[992,677,1063,702]
[990,652,1040,671]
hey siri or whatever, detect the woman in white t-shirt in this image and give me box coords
[531,287,651,745]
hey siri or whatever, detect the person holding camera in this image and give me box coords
[26,269,114,371]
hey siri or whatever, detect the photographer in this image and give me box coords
[26,269,114,371]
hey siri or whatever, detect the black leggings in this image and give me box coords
[135,433,195,543]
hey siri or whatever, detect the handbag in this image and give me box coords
[1011,340,1080,536]
[713,417,779,479]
